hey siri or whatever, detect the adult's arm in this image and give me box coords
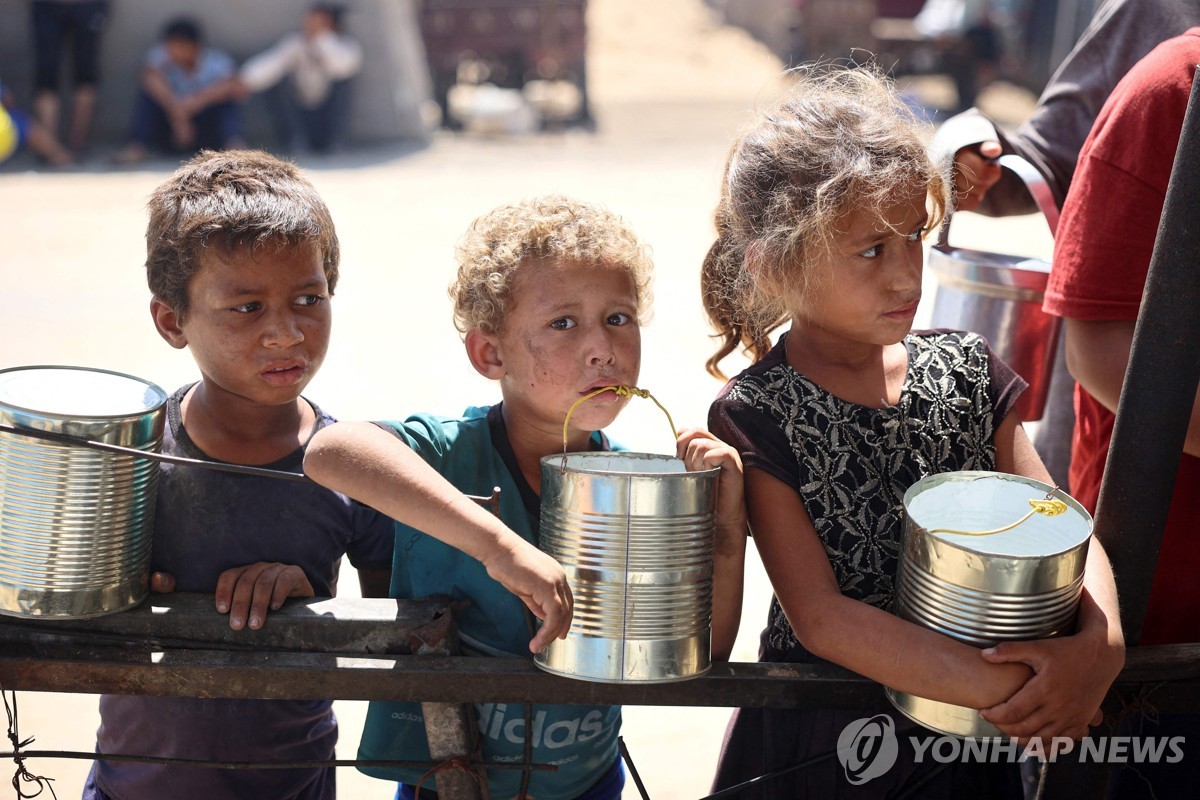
[932,0,1200,215]
[1065,318,1200,458]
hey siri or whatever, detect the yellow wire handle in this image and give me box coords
[927,487,1067,538]
[561,385,678,456]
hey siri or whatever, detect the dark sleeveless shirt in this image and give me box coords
[709,330,1025,662]
[94,385,395,800]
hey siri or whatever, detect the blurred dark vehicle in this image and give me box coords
[418,0,589,128]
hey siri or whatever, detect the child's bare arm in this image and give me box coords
[676,428,747,661]
[214,562,315,631]
[747,467,1034,708]
[141,66,183,116]
[302,421,573,653]
[979,413,1126,741]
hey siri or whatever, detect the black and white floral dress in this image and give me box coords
[708,330,1026,799]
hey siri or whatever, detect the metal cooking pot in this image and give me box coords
[928,154,1060,421]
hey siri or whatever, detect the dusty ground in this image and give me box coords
[0,1,1050,797]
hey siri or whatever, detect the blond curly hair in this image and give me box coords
[450,195,654,334]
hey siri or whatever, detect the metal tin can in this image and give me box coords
[887,470,1093,738]
[0,365,167,618]
[534,452,718,683]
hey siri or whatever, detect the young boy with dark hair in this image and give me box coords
[84,150,572,800]
[112,17,244,165]
[303,195,747,800]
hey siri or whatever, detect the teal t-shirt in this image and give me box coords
[357,405,622,800]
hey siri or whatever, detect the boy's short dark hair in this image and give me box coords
[162,17,203,44]
[146,149,340,317]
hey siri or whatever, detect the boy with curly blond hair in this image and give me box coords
[304,195,748,800]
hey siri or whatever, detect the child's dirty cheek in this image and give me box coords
[544,370,570,386]
[525,338,570,386]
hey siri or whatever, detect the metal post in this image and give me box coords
[413,605,490,800]
[420,702,489,800]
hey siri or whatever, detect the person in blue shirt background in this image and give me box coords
[112,17,243,165]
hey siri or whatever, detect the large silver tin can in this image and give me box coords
[928,154,1060,421]
[887,471,1093,738]
[0,365,167,618]
[535,452,718,683]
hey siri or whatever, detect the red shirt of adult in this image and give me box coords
[1043,28,1200,646]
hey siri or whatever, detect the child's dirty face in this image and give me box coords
[173,243,331,408]
[802,188,928,346]
[494,260,641,435]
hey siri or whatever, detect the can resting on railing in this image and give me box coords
[0,365,166,619]
[535,452,718,684]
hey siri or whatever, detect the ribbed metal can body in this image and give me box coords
[886,471,1093,737]
[0,366,167,618]
[534,452,718,683]
[928,248,1059,422]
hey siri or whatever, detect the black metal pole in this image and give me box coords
[1093,68,1200,646]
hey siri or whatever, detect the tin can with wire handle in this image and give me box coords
[0,365,167,618]
[886,470,1093,737]
[534,386,718,683]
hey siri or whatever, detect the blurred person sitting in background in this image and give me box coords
[1,76,74,167]
[234,3,363,155]
[113,17,244,165]
[30,0,109,155]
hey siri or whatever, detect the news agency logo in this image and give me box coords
[836,714,900,785]
[836,714,1187,786]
